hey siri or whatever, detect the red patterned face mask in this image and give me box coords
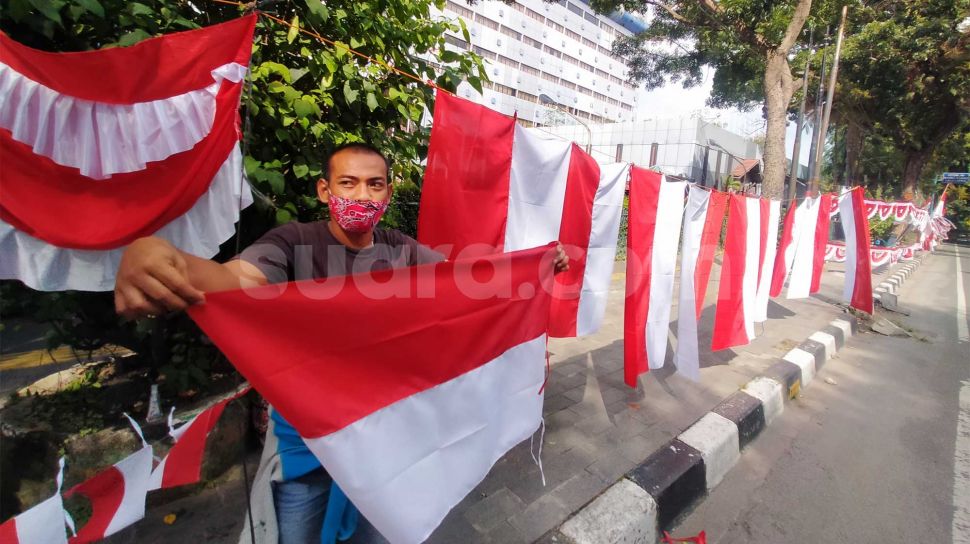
[329,194,389,233]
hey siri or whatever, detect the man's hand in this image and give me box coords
[553,242,569,274]
[114,237,205,320]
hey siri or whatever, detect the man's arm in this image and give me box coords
[114,236,267,320]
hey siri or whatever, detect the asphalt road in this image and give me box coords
[671,243,970,544]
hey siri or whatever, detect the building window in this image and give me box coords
[444,35,469,50]
[445,1,473,19]
[584,12,598,24]
[475,13,499,30]
[497,55,518,68]
[523,35,542,50]
[473,45,497,60]
[500,25,521,40]
[582,37,597,49]
[519,64,540,76]
[540,71,560,84]
[526,8,544,23]
[562,54,580,66]
[519,90,538,103]
[543,44,563,58]
[565,28,581,42]
[567,2,583,16]
[560,79,577,90]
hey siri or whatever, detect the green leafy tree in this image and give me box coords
[0,0,485,391]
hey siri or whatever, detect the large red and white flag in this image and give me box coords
[623,168,687,387]
[188,246,555,544]
[769,200,797,297]
[0,458,69,544]
[65,446,154,543]
[838,188,874,314]
[674,186,727,381]
[417,92,628,337]
[711,195,762,351]
[780,196,823,299]
[809,194,834,293]
[0,16,255,291]
[753,199,781,322]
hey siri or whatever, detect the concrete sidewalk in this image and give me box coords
[105,257,901,543]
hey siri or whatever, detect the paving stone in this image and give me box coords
[508,494,572,543]
[542,394,573,416]
[483,521,530,544]
[548,470,609,512]
[616,433,655,465]
[562,384,587,403]
[585,449,637,485]
[463,488,527,533]
[573,412,614,435]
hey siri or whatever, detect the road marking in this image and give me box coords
[953,245,969,544]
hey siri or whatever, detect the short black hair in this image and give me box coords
[324,142,391,181]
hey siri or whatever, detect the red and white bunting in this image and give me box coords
[785,196,822,298]
[711,195,761,351]
[65,446,154,543]
[0,16,256,292]
[838,188,874,314]
[753,199,781,323]
[0,458,69,544]
[810,194,834,294]
[188,247,555,544]
[417,92,629,338]
[623,168,687,386]
[675,186,727,381]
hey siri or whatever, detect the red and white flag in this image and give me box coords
[753,199,781,322]
[65,446,154,543]
[417,93,628,337]
[781,196,823,299]
[711,195,761,351]
[838,188,874,314]
[0,458,69,544]
[674,186,727,381]
[0,16,255,291]
[769,200,797,297]
[623,168,687,386]
[809,194,834,294]
[148,388,250,491]
[188,246,555,544]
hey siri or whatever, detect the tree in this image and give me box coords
[0,0,485,392]
[837,0,970,199]
[592,0,829,199]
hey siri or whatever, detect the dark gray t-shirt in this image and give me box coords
[238,221,445,284]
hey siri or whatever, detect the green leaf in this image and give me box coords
[287,15,300,44]
[26,0,64,24]
[128,2,152,16]
[350,37,365,49]
[276,208,292,224]
[293,163,310,178]
[75,0,104,18]
[305,0,329,20]
[343,81,359,104]
[293,98,315,118]
[265,170,285,194]
[117,29,152,47]
[366,92,379,112]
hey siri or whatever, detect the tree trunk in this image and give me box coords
[844,122,863,187]
[901,150,928,201]
[761,51,795,200]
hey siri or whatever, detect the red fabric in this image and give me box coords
[0,81,241,250]
[810,194,833,294]
[846,189,874,314]
[711,195,748,351]
[548,144,599,337]
[187,245,555,437]
[756,198,769,286]
[65,466,125,544]
[0,15,255,104]
[0,517,18,543]
[158,388,249,489]
[693,191,727,318]
[417,92,514,260]
[661,530,707,544]
[770,201,797,297]
[622,167,663,387]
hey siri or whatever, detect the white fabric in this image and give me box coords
[575,162,629,336]
[0,62,247,179]
[674,186,710,381]
[787,197,820,299]
[9,458,69,544]
[645,177,687,370]
[753,200,780,322]
[742,197,761,340]
[306,335,546,544]
[838,191,859,303]
[0,146,253,291]
[104,445,154,537]
[504,126,572,252]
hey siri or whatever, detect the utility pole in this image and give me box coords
[815,6,849,190]
[807,28,830,194]
[788,28,814,202]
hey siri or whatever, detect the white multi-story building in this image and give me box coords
[433,0,640,126]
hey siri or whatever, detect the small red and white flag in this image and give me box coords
[148,387,250,491]
[418,92,628,337]
[65,445,153,543]
[674,186,727,381]
[623,168,687,386]
[188,245,555,544]
[0,458,69,544]
[769,200,797,297]
[838,188,874,314]
[753,199,781,322]
[778,196,823,299]
[711,194,762,350]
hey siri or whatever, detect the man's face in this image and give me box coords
[317,148,390,203]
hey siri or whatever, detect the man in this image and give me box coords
[114,143,568,543]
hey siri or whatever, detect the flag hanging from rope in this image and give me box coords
[0,459,69,544]
[417,92,628,338]
[188,245,555,544]
[753,199,781,322]
[838,188,874,314]
[65,446,154,543]
[623,168,687,387]
[0,15,256,291]
[711,194,761,351]
[781,196,823,299]
[810,194,834,294]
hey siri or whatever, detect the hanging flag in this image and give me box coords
[0,458,69,544]
[188,245,555,544]
[623,168,687,387]
[809,194,834,294]
[148,387,251,491]
[711,194,761,351]
[838,188,874,314]
[785,196,822,298]
[674,186,725,381]
[753,199,781,322]
[770,200,796,297]
[417,92,628,337]
[0,16,256,291]
[65,446,154,543]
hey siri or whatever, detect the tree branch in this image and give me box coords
[778,0,813,53]
[642,0,690,24]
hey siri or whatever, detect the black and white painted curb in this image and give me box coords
[874,256,925,309]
